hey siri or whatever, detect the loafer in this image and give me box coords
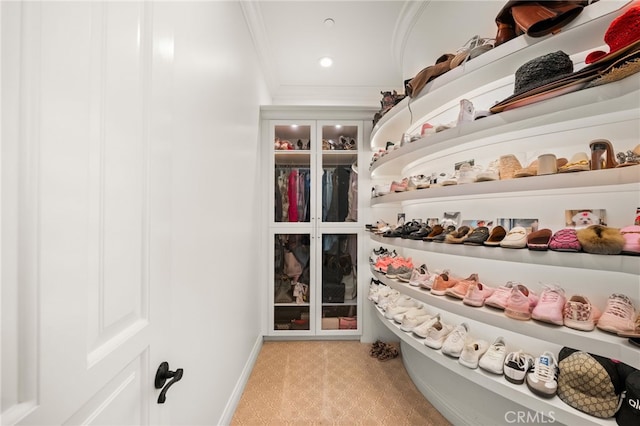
[527,228,553,250]
[500,226,529,249]
[464,226,490,245]
[484,226,506,246]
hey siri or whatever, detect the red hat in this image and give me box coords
[586,3,640,65]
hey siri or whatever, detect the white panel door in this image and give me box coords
[2,2,173,425]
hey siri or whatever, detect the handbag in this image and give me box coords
[283,250,302,278]
[323,255,344,285]
[322,282,345,303]
[342,270,357,300]
[338,317,357,330]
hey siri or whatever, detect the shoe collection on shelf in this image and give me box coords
[365,2,640,424]
[369,280,638,422]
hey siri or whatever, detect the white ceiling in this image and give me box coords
[241,1,504,107]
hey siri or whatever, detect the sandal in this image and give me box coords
[370,340,385,357]
[589,139,618,170]
[377,343,399,361]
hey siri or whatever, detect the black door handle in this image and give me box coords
[155,361,184,404]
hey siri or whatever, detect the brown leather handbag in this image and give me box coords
[495,1,591,46]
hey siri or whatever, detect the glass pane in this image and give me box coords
[321,233,357,330]
[274,233,311,331]
[321,125,357,223]
[274,125,311,223]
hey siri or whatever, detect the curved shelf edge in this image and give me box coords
[371,270,640,368]
[370,77,640,176]
[368,233,640,275]
[373,304,616,426]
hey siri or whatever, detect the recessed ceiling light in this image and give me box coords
[319,57,333,68]
[324,18,335,27]
[335,125,342,129]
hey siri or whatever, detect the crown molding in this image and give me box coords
[392,1,431,72]
[240,1,279,96]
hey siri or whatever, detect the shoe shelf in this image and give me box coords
[323,297,357,307]
[369,233,640,276]
[274,302,310,307]
[371,269,640,368]
[370,76,640,176]
[369,0,632,151]
[372,304,615,426]
[371,166,640,206]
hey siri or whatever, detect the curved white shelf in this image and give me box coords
[370,0,633,150]
[373,304,616,426]
[370,76,640,176]
[372,270,640,368]
[369,232,640,276]
[371,166,640,206]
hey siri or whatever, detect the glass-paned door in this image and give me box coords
[273,233,312,331]
[320,123,359,224]
[319,233,358,331]
[274,123,313,223]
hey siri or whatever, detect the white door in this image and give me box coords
[2,2,175,424]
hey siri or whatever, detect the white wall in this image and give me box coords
[157,2,271,425]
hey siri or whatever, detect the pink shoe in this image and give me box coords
[505,284,537,321]
[485,281,517,310]
[531,284,566,325]
[390,178,409,192]
[446,273,479,299]
[596,294,636,334]
[430,272,459,296]
[463,282,495,307]
[563,295,601,331]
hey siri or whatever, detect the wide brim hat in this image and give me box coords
[491,51,578,113]
[586,4,640,65]
[558,348,622,418]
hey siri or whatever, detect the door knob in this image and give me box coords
[155,361,184,404]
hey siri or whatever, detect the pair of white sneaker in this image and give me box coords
[438,323,490,370]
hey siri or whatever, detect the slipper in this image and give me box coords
[464,227,491,245]
[527,228,553,250]
[558,152,590,173]
[484,226,506,246]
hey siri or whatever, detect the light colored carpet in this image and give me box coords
[231,340,451,426]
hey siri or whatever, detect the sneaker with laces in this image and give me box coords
[563,295,601,331]
[463,282,495,307]
[409,174,430,189]
[441,323,470,358]
[430,272,459,296]
[445,273,479,299]
[479,337,507,374]
[531,284,566,325]
[408,266,430,287]
[484,281,518,310]
[423,319,454,349]
[596,293,636,334]
[412,314,441,338]
[526,351,559,398]
[505,284,538,321]
[476,159,500,182]
[459,339,489,369]
[386,264,412,279]
[393,305,429,323]
[377,290,400,310]
[400,313,434,332]
[504,350,535,385]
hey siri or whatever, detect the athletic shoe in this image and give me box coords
[386,264,412,279]
[399,264,427,283]
[400,313,434,332]
[390,178,409,192]
[412,314,441,338]
[504,350,535,385]
[459,339,489,369]
[441,323,470,358]
[430,272,459,296]
[423,319,454,349]
[479,337,507,374]
[505,284,537,321]
[463,282,495,307]
[408,266,430,287]
[393,305,429,323]
[384,297,420,319]
[596,293,636,334]
[377,290,400,310]
[531,284,566,325]
[526,351,559,398]
[445,273,479,299]
[485,281,518,310]
[409,174,430,189]
[563,295,601,331]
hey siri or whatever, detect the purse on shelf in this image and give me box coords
[274,276,293,303]
[283,250,303,278]
[338,317,357,330]
[341,270,357,300]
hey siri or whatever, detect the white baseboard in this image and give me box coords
[217,335,263,426]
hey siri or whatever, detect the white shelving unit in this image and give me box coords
[366,1,639,424]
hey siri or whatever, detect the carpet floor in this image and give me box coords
[231,340,451,426]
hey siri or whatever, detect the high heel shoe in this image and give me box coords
[589,139,618,170]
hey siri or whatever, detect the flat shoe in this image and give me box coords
[527,228,553,250]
